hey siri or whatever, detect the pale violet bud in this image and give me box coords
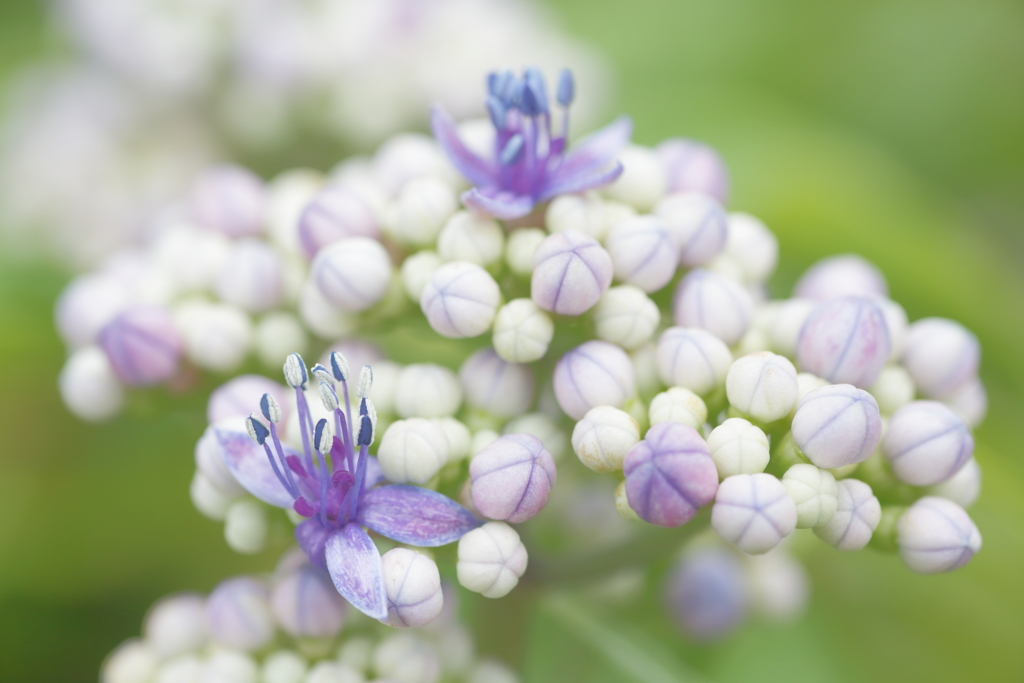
[869,365,915,415]
[470,434,557,523]
[55,273,130,349]
[265,169,325,254]
[471,429,501,456]
[389,176,458,246]
[304,661,363,683]
[882,401,973,486]
[745,549,810,622]
[672,269,754,346]
[656,327,733,395]
[813,479,880,550]
[466,660,520,683]
[261,651,308,683]
[378,418,450,484]
[796,297,890,388]
[191,471,235,521]
[311,237,394,312]
[203,649,259,683]
[531,230,613,316]
[649,387,708,429]
[99,306,183,386]
[722,213,778,284]
[794,254,888,301]
[897,496,981,573]
[503,413,568,461]
[394,364,462,418]
[656,138,730,202]
[298,280,358,339]
[457,522,528,598]
[767,298,816,358]
[654,193,728,267]
[711,474,797,554]
[205,577,275,651]
[707,418,770,478]
[59,346,124,421]
[298,184,379,259]
[630,342,662,397]
[437,212,505,265]
[401,250,443,302]
[902,317,980,398]
[435,417,472,462]
[215,239,284,313]
[155,654,203,683]
[492,298,554,363]
[553,340,636,420]
[459,349,535,419]
[545,192,607,240]
[944,377,987,428]
[875,298,908,361]
[791,384,883,468]
[255,313,307,370]
[605,216,677,293]
[174,300,253,373]
[373,133,454,193]
[101,639,159,683]
[421,261,501,338]
[725,352,799,423]
[571,406,641,473]
[208,375,287,424]
[271,565,346,638]
[604,145,667,211]
[144,593,207,658]
[224,499,268,555]
[373,633,441,683]
[782,464,839,528]
[929,457,981,509]
[283,353,308,388]
[189,165,266,238]
[665,547,748,640]
[505,228,548,276]
[380,549,444,628]
[358,365,373,399]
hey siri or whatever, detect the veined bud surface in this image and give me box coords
[459,349,535,419]
[711,473,797,554]
[271,565,346,639]
[401,250,443,302]
[882,401,973,486]
[902,317,980,399]
[205,577,275,651]
[311,237,393,312]
[796,296,890,388]
[604,145,667,211]
[656,138,730,202]
[707,418,770,479]
[665,547,748,641]
[457,522,528,599]
[782,464,839,528]
[654,193,728,267]
[897,497,982,575]
[470,434,556,523]
[381,549,444,628]
[144,593,207,659]
[791,384,883,469]
[553,340,636,420]
[648,387,707,430]
[505,228,547,276]
[55,273,130,349]
[656,327,733,395]
[421,261,501,338]
[531,230,613,316]
[437,211,505,266]
[298,183,379,259]
[378,418,451,485]
[592,285,660,350]
[99,306,182,386]
[672,269,753,345]
[605,216,677,292]
[725,352,799,423]
[721,212,778,284]
[875,298,908,361]
[794,254,888,301]
[189,164,266,238]
[215,239,284,313]
[813,479,880,551]
[546,192,607,240]
[394,363,462,418]
[571,406,641,473]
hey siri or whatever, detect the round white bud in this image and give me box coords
[400,250,443,302]
[372,633,441,683]
[782,464,839,528]
[394,364,462,418]
[531,230,613,316]
[304,661,363,683]
[270,566,346,640]
[791,384,883,469]
[654,192,728,266]
[648,387,707,429]
[377,418,450,484]
[155,654,203,683]
[928,457,981,509]
[205,578,274,652]
[725,352,799,423]
[813,479,880,550]
[435,417,472,462]
[459,349,534,419]
[373,132,454,193]
[224,500,268,555]
[457,522,528,598]
[768,298,816,358]
[215,239,284,313]
[545,192,607,240]
[311,237,394,312]
[101,640,158,683]
[175,301,253,373]
[255,313,307,370]
[503,413,568,461]
[673,269,754,345]
[420,261,501,338]
[876,298,908,361]
[380,549,444,628]
[614,480,642,522]
[203,649,259,683]
[794,254,888,301]
[505,228,547,276]
[722,213,778,284]
[260,651,308,683]
[630,342,662,397]
[492,298,554,363]
[604,145,667,210]
[707,418,770,478]
[902,317,980,399]
[554,341,636,420]
[144,593,207,658]
[265,168,325,255]
[882,401,973,486]
[592,285,660,350]
[55,273,131,349]
[603,200,638,235]
[59,346,124,421]
[389,176,458,246]
[190,471,235,521]
[897,496,981,573]
[869,365,915,415]
[298,280,357,339]
[605,215,678,292]
[656,327,733,395]
[471,429,501,456]
[712,473,797,554]
[943,377,987,428]
[571,406,641,473]
[437,211,504,265]
[745,549,810,622]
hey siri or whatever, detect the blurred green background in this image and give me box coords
[1,0,1023,681]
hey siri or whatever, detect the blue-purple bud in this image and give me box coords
[523,68,549,114]
[556,68,575,106]
[665,547,748,640]
[98,306,183,386]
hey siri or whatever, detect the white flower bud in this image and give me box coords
[337,636,373,672]
[649,387,707,429]
[437,211,504,265]
[882,401,973,486]
[503,413,568,461]
[725,352,799,423]
[471,429,501,456]
[215,239,284,313]
[157,227,233,296]
[362,360,400,415]
[298,280,357,339]
[373,633,441,683]
[492,298,554,363]
[614,480,642,522]
[175,301,253,373]
[459,349,534,418]
[260,651,308,683]
[605,216,677,292]
[394,364,462,418]
[191,471,236,521]
[712,474,797,554]
[897,496,981,573]
[813,479,880,550]
[466,660,520,683]
[592,285,660,350]
[271,564,346,640]
[206,578,274,651]
[928,457,981,509]
[794,254,888,301]
[304,661,363,683]
[389,176,458,246]
[378,418,450,484]
[656,327,733,395]
[505,228,548,276]
[155,654,203,683]
[722,213,778,284]
[435,417,472,462]
[791,384,883,469]
[869,365,915,415]
[266,169,325,255]
[767,298,816,358]
[707,418,770,478]
[603,200,639,235]
[373,132,454,193]
[311,237,394,312]
[381,549,444,628]
[673,269,754,345]
[630,342,662,397]
[144,593,207,659]
[875,298,908,361]
[604,145,667,211]
[420,261,501,338]
[745,549,809,622]
[457,522,528,598]
[400,250,443,302]
[654,192,728,266]
[554,341,636,420]
[943,376,987,428]
[782,464,839,528]
[101,639,158,683]
[59,346,124,421]
[902,317,980,399]
[255,313,307,370]
[571,406,641,473]
[56,273,131,349]
[204,649,259,683]
[545,192,607,240]
[224,500,268,555]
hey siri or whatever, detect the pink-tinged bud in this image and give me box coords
[311,237,394,312]
[421,261,501,338]
[271,564,346,638]
[459,349,535,419]
[793,254,888,301]
[605,216,678,293]
[531,230,613,316]
[656,139,730,203]
[205,577,275,651]
[553,341,636,419]
[470,433,557,523]
[207,375,288,424]
[654,193,728,267]
[298,183,379,259]
[98,305,182,386]
[672,269,753,346]
[796,297,890,388]
[902,317,980,399]
[791,384,883,469]
[881,401,973,486]
[623,422,718,528]
[711,473,797,554]
[665,547,747,640]
[189,164,266,238]
[897,496,981,574]
[215,238,285,313]
[656,327,733,395]
[813,479,880,551]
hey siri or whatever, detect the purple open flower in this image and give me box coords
[216,352,479,621]
[431,68,632,220]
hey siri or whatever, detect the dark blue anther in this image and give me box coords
[358,414,373,446]
[313,418,330,453]
[259,393,274,423]
[524,68,549,114]
[329,351,348,382]
[247,416,269,445]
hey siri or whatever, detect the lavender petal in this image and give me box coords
[550,116,632,182]
[540,161,625,202]
[295,518,332,570]
[431,106,498,188]
[357,485,480,546]
[215,428,295,508]
[324,523,388,620]
[461,187,535,220]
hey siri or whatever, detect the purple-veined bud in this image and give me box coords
[298,183,379,259]
[571,406,640,473]
[189,165,266,238]
[902,317,980,399]
[929,457,981,509]
[649,387,707,429]
[214,239,284,313]
[745,548,810,622]
[794,254,888,301]
[265,168,325,254]
[869,365,915,415]
[813,478,880,550]
[604,145,667,211]
[623,422,718,528]
[672,269,753,345]
[260,651,308,683]
[271,564,346,639]
[470,434,556,523]
[98,305,182,386]
[101,639,158,683]
[711,473,797,554]
[796,296,890,388]
[421,261,501,338]
[394,363,462,418]
[373,633,442,683]
[791,384,883,469]
[457,522,527,598]
[656,138,730,202]
[207,375,287,424]
[531,230,613,316]
[388,176,458,246]
[437,212,505,266]
[378,418,451,484]
[654,193,728,267]
[492,298,554,363]
[55,273,131,349]
[459,349,535,419]
[174,300,253,373]
[720,213,778,284]
[592,285,660,350]
[505,228,548,276]
[503,413,568,461]
[665,547,748,640]
[875,298,908,361]
[881,401,973,486]
[311,237,394,312]
[59,346,124,421]
[656,327,733,395]
[205,577,275,651]
[943,377,987,428]
[707,418,770,479]
[401,250,443,302]
[380,549,444,628]
[605,216,677,293]
[897,496,981,573]
[144,593,207,658]
[545,193,608,240]
[553,341,636,420]
[767,298,816,358]
[782,464,839,528]
[726,352,799,423]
